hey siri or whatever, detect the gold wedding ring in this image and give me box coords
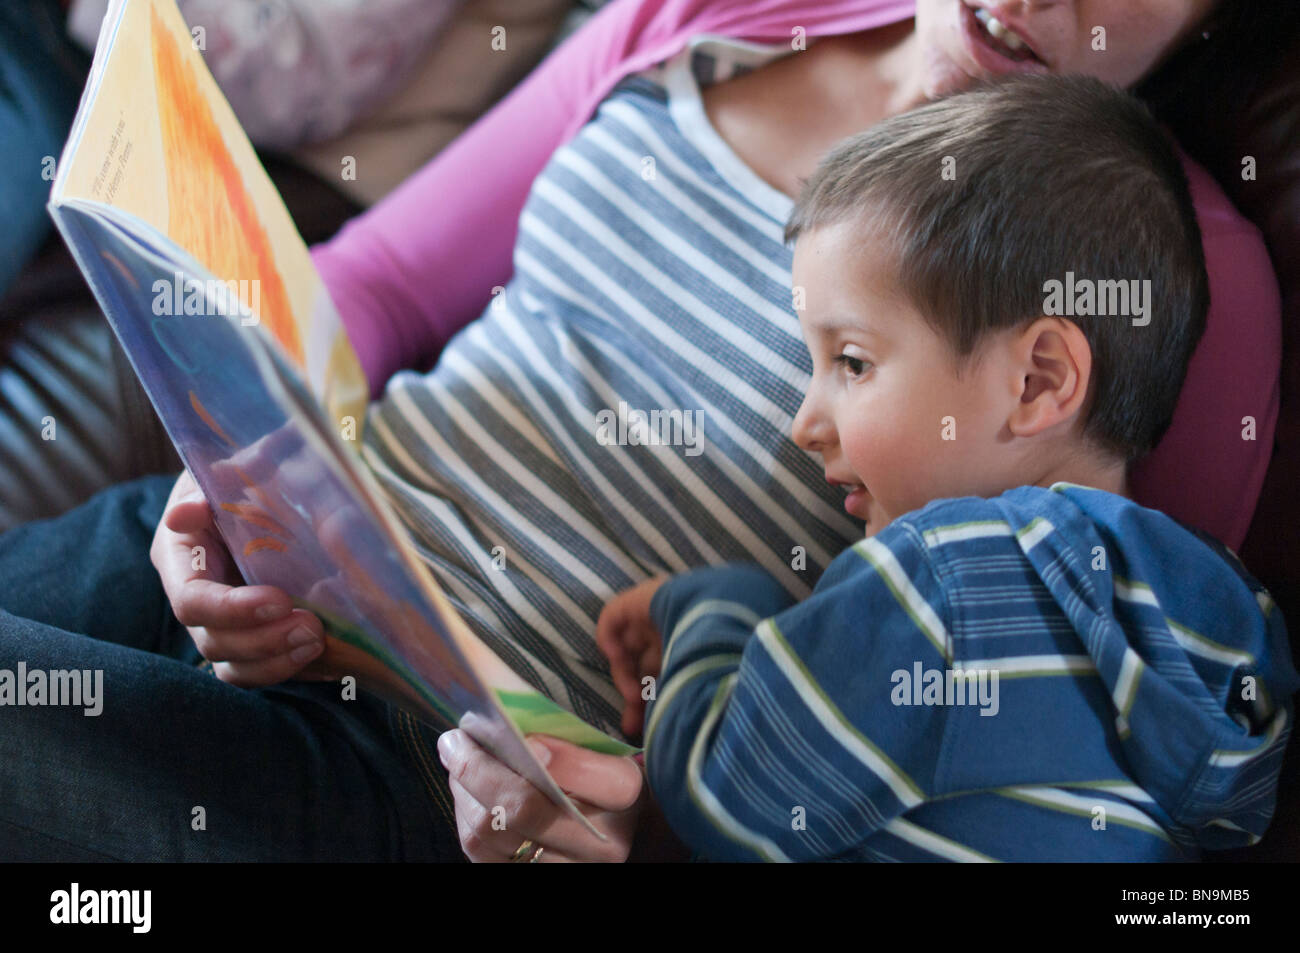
[510,838,544,863]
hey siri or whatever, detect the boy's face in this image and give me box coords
[791,222,1027,530]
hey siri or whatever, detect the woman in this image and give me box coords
[0,0,1290,860]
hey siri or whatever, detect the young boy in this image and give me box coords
[595,74,1299,862]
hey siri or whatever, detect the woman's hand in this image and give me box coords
[150,469,327,686]
[596,575,670,739]
[438,730,644,863]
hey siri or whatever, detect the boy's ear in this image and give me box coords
[1005,318,1092,439]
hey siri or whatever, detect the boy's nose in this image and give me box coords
[791,397,832,452]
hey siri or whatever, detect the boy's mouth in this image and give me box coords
[843,485,872,519]
[827,476,872,518]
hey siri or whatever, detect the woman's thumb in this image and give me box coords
[164,498,213,534]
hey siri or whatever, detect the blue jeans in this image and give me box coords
[0,0,89,301]
[0,474,464,860]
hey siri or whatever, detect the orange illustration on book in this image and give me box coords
[243,536,289,555]
[188,389,235,447]
[100,249,140,290]
[219,502,290,538]
[149,6,302,363]
[189,388,294,553]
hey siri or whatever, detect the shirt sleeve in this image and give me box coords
[308,0,672,397]
[644,524,952,861]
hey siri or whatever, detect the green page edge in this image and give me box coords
[300,599,640,757]
[495,689,641,757]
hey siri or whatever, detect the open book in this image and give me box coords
[48,0,635,832]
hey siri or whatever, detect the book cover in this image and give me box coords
[49,0,635,836]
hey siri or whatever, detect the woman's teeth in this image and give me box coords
[974,8,1030,56]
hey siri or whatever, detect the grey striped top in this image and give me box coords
[361,37,861,739]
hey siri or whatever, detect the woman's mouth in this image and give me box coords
[959,2,1048,74]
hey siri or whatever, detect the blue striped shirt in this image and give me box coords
[644,483,1299,861]
[360,39,855,737]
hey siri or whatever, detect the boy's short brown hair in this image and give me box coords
[785,74,1209,462]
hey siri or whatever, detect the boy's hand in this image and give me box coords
[596,575,670,739]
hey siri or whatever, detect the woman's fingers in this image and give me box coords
[188,608,323,663]
[447,776,522,861]
[155,469,291,619]
[438,730,642,863]
[151,470,325,687]
[445,772,630,864]
[189,600,326,686]
[534,735,643,813]
[212,642,325,688]
[153,473,243,608]
[168,575,292,627]
[169,559,325,685]
[162,496,214,535]
[440,732,564,846]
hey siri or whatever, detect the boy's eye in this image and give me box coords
[833,352,873,379]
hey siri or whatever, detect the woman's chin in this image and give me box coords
[923,65,975,100]
[916,37,985,100]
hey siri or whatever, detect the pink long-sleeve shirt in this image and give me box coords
[311,0,1281,551]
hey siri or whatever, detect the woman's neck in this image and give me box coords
[699,22,930,201]
[809,23,929,123]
